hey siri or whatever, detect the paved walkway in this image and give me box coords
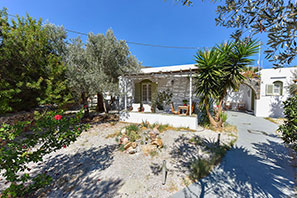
[172,111,296,198]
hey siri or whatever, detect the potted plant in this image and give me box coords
[183,99,188,106]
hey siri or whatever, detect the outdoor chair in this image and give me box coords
[170,102,178,115]
[143,104,151,112]
[186,102,196,115]
[224,101,232,110]
[132,103,140,112]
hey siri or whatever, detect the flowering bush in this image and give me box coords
[0,110,89,197]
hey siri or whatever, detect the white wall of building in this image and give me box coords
[225,84,253,111]
[255,67,296,117]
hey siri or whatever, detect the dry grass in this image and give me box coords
[224,123,238,133]
[264,117,279,124]
[265,117,286,125]
[181,176,192,187]
[167,181,178,193]
[105,130,121,139]
[203,123,238,134]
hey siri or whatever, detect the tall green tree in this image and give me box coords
[86,30,141,112]
[175,0,297,67]
[0,9,72,114]
[194,39,258,128]
[66,29,141,116]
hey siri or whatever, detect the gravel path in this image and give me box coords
[0,120,235,197]
[172,111,296,198]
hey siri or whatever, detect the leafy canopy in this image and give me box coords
[175,0,297,67]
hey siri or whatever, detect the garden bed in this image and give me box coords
[0,117,237,197]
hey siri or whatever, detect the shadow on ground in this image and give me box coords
[34,144,123,198]
[175,139,294,198]
[169,135,220,175]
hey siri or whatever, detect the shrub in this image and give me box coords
[125,124,141,142]
[189,158,211,181]
[279,96,297,151]
[0,110,89,197]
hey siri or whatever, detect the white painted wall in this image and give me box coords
[225,84,253,111]
[255,67,296,117]
[120,112,198,130]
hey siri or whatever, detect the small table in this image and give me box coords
[177,106,188,115]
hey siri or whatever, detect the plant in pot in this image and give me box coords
[156,89,173,111]
[183,99,188,106]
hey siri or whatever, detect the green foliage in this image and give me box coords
[189,158,211,181]
[0,9,73,114]
[279,96,297,151]
[66,29,141,112]
[220,112,228,123]
[125,124,141,142]
[215,0,297,67]
[126,124,140,133]
[176,0,297,67]
[0,110,89,197]
[155,89,173,110]
[194,39,258,127]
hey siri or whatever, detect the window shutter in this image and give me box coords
[266,84,274,96]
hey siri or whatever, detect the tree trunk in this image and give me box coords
[215,89,227,123]
[204,98,219,128]
[96,92,105,112]
[81,92,89,118]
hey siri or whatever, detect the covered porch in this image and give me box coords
[119,64,199,129]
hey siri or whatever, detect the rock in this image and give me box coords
[120,136,129,145]
[132,142,138,149]
[121,128,127,135]
[122,137,129,145]
[153,126,160,135]
[124,142,132,150]
[142,144,157,155]
[156,138,163,148]
[151,138,162,148]
[149,131,156,141]
[127,147,137,154]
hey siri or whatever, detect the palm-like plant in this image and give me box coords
[194,48,225,127]
[194,39,259,129]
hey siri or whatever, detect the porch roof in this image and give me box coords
[125,64,197,76]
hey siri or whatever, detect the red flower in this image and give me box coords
[63,145,66,148]
[54,114,62,120]
[77,128,80,130]
[84,104,88,108]
[22,145,26,149]
[216,105,219,108]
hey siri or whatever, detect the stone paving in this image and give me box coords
[172,111,296,198]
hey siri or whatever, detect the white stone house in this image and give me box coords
[119,65,297,129]
[226,67,297,117]
[119,64,199,129]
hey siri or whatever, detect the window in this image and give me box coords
[265,81,283,96]
[273,81,283,96]
[142,84,151,102]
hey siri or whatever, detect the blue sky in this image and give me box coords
[1,0,295,68]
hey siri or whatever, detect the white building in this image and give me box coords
[226,67,296,117]
[119,65,297,128]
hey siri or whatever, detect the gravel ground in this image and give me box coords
[0,121,236,198]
